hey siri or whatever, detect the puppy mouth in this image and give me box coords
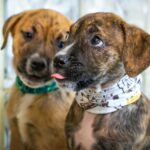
[19,72,51,86]
[51,72,97,91]
[52,60,100,90]
[17,65,52,87]
[51,73,65,80]
[25,74,50,82]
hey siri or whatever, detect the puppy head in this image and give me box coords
[53,12,150,91]
[1,9,70,87]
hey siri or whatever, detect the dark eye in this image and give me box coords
[22,31,33,40]
[91,35,103,47]
[57,41,65,49]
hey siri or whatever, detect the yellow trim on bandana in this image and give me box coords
[127,92,141,105]
[76,74,142,114]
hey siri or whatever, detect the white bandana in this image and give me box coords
[76,75,142,114]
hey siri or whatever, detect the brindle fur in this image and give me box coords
[1,9,75,150]
[66,96,150,150]
[53,13,150,150]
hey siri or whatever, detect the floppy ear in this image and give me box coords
[1,13,24,50]
[122,23,150,77]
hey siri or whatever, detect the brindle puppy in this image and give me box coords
[1,9,75,150]
[52,13,150,150]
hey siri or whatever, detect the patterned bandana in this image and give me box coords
[76,74,142,114]
[16,76,58,94]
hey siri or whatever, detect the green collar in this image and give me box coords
[16,76,58,94]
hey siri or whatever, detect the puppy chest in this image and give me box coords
[74,111,96,150]
[16,94,36,143]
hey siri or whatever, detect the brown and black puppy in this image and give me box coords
[1,9,75,150]
[52,13,150,150]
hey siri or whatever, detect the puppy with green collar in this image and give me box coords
[52,12,150,150]
[1,9,75,150]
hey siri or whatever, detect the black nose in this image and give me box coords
[54,55,69,69]
[30,58,47,71]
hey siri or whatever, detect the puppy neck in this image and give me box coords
[16,76,59,94]
[75,74,142,114]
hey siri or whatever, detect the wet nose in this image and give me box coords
[54,55,69,69]
[30,58,47,71]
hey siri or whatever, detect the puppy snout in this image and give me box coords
[30,58,47,71]
[54,55,69,69]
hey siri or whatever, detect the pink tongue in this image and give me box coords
[51,73,65,79]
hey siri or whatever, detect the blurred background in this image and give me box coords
[0,0,150,149]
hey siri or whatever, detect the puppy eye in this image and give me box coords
[22,31,33,40]
[91,35,103,47]
[57,41,65,49]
